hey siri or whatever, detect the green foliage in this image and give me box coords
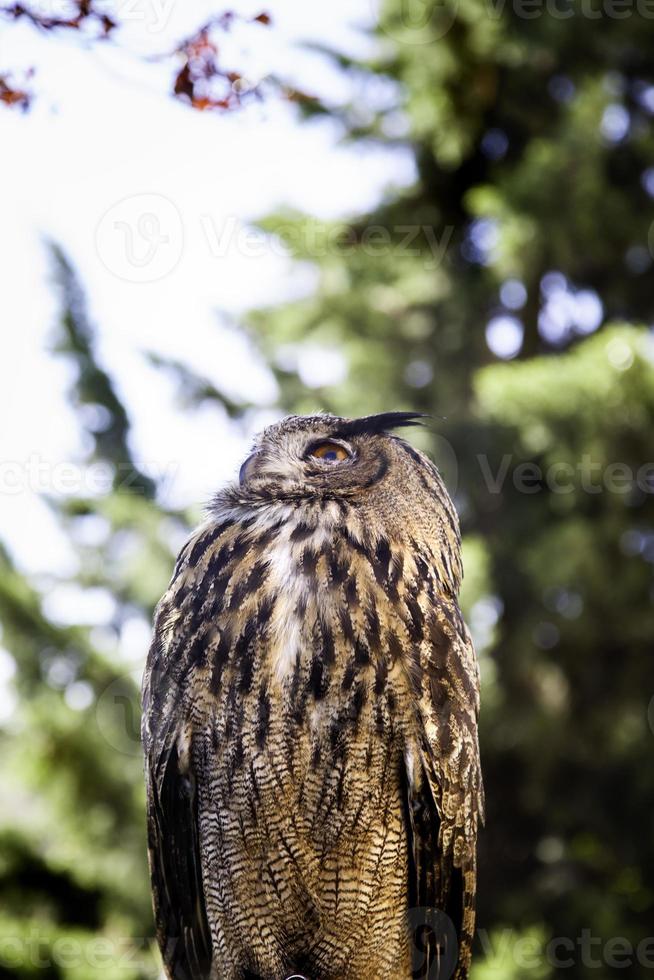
[0,256,181,978]
[245,5,654,974]
[1,3,654,977]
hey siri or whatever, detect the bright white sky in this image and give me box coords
[0,0,415,578]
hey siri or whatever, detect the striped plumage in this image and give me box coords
[142,412,483,980]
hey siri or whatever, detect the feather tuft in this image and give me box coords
[331,411,430,439]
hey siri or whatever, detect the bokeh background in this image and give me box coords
[1,0,654,976]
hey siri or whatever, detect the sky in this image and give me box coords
[0,0,416,581]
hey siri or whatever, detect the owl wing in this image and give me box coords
[141,593,213,980]
[403,592,484,980]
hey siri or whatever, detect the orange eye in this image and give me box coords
[310,442,350,462]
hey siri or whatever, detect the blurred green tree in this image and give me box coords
[1,2,654,978]
[0,247,248,978]
[243,1,654,974]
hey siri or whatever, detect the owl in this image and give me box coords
[142,412,483,980]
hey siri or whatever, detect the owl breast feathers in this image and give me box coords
[142,412,483,980]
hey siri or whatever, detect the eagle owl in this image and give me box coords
[142,412,483,980]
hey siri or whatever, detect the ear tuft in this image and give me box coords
[331,412,429,439]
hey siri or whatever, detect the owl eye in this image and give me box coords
[308,441,351,463]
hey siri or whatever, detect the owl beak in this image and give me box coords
[238,452,259,486]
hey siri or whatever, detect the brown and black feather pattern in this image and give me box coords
[142,413,483,980]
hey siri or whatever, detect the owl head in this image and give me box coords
[228,413,460,569]
[235,412,423,498]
